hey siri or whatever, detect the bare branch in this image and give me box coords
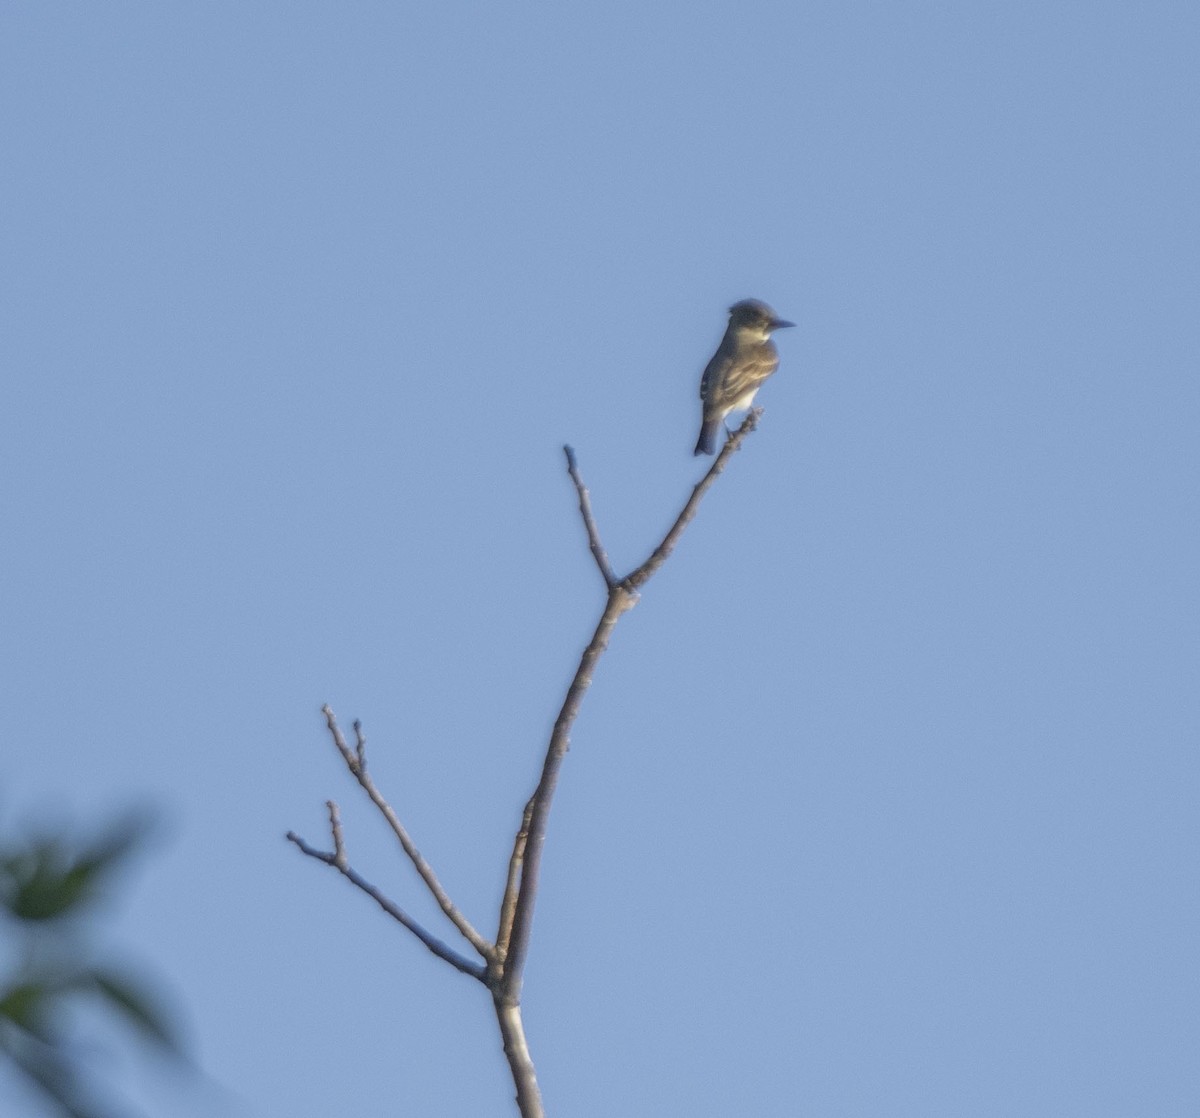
[502,586,637,992]
[563,445,617,587]
[495,999,544,1118]
[287,827,487,981]
[499,418,760,1000]
[326,800,348,869]
[320,705,494,962]
[293,413,762,1117]
[495,796,534,965]
[352,719,367,770]
[624,408,761,590]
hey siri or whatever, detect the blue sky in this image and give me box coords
[3,2,1198,1115]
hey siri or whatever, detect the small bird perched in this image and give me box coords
[694,299,794,455]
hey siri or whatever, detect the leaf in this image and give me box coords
[0,980,52,1037]
[8,851,91,921]
[0,814,151,921]
[88,968,183,1056]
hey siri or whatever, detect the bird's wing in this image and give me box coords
[700,341,736,402]
[722,348,779,400]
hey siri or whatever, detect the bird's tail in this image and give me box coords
[694,418,721,456]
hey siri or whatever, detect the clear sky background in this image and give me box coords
[3,3,1198,1116]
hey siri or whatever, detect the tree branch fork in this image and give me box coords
[287,411,762,1117]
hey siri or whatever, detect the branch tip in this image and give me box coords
[326,801,348,868]
[563,444,618,587]
[503,413,761,991]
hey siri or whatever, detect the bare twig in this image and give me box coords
[286,822,486,981]
[499,422,758,997]
[353,719,367,771]
[326,800,348,869]
[290,413,761,1118]
[499,586,636,992]
[564,445,617,587]
[624,408,761,590]
[495,797,534,966]
[319,705,493,961]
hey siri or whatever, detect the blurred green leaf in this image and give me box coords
[0,966,101,1041]
[90,968,182,1056]
[0,814,149,922]
[0,980,52,1036]
[0,807,181,1118]
[4,846,92,921]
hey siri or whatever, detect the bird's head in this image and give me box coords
[728,298,795,337]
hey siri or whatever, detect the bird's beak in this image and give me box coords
[771,319,795,330]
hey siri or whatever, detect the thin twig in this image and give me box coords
[353,719,367,771]
[624,408,761,590]
[563,445,618,587]
[326,800,348,869]
[286,828,487,981]
[291,412,761,1118]
[499,417,760,1001]
[320,705,494,961]
[495,796,534,966]
[501,587,636,994]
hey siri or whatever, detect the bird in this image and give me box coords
[694,299,794,455]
